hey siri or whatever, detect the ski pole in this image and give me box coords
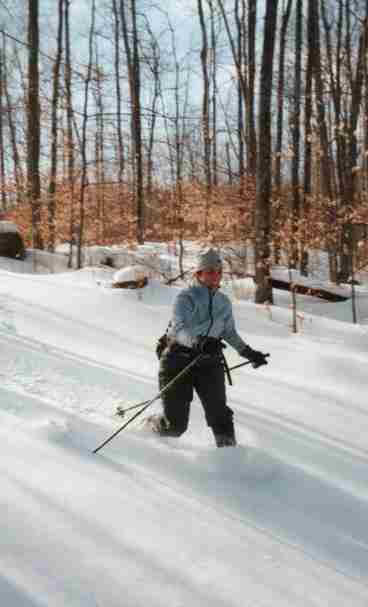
[93,352,203,454]
[116,399,151,418]
[228,352,270,372]
[92,400,154,454]
[116,353,271,418]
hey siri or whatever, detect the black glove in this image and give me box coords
[241,345,269,369]
[197,336,226,356]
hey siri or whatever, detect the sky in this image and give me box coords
[0,241,368,606]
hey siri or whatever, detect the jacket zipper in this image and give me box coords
[206,287,215,336]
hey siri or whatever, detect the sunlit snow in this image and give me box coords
[0,243,367,607]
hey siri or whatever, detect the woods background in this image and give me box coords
[1,0,368,302]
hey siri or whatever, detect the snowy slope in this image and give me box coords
[0,261,368,606]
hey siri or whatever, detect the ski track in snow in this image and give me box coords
[1,325,368,592]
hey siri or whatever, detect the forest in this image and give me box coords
[1,0,368,301]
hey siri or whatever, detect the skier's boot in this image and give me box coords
[214,433,237,447]
[212,420,236,447]
[144,414,170,435]
[212,417,237,448]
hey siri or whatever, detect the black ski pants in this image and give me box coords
[158,346,234,437]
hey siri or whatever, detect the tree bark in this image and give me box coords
[0,43,7,211]
[274,0,293,193]
[208,0,218,186]
[254,0,279,304]
[310,0,337,281]
[27,0,43,249]
[300,0,314,276]
[120,0,144,243]
[47,0,64,251]
[274,0,293,265]
[94,47,106,244]
[143,19,160,206]
[247,0,257,176]
[112,0,125,183]
[234,0,245,184]
[77,0,95,268]
[290,0,302,269]
[198,0,212,230]
[64,0,76,267]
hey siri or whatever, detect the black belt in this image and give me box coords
[168,342,196,355]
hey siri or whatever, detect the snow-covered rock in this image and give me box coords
[0,221,19,234]
[113,265,149,284]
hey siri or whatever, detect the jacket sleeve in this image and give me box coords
[222,300,248,353]
[169,291,212,348]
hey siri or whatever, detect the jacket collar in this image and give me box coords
[192,276,219,295]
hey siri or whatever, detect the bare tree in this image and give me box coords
[255,0,279,304]
[208,0,218,186]
[290,0,302,269]
[93,51,106,243]
[274,0,293,193]
[64,0,76,267]
[0,41,7,211]
[247,0,257,175]
[198,0,211,194]
[300,0,314,276]
[234,0,245,183]
[120,0,144,243]
[2,36,23,205]
[309,0,336,280]
[142,18,161,204]
[47,0,64,251]
[217,0,257,176]
[273,0,293,265]
[27,0,43,249]
[77,0,96,268]
[112,0,124,183]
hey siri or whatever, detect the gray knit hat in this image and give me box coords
[195,248,223,272]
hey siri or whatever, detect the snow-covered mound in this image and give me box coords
[113,264,149,284]
[0,220,19,233]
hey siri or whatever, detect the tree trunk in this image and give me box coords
[208,0,218,186]
[143,19,160,207]
[274,0,293,192]
[340,3,368,280]
[47,0,64,251]
[112,0,125,183]
[234,0,245,184]
[274,0,293,265]
[94,49,106,244]
[27,0,43,249]
[64,0,76,268]
[247,0,257,176]
[0,44,7,211]
[310,0,337,281]
[1,35,23,204]
[290,0,302,269]
[77,0,95,268]
[254,0,279,304]
[198,0,211,230]
[120,0,144,243]
[300,0,314,276]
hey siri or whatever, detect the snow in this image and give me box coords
[0,220,18,233]
[0,244,368,607]
[113,265,149,284]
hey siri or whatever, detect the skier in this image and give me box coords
[147,248,269,447]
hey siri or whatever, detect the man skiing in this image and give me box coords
[147,248,269,447]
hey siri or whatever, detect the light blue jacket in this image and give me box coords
[167,281,248,353]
